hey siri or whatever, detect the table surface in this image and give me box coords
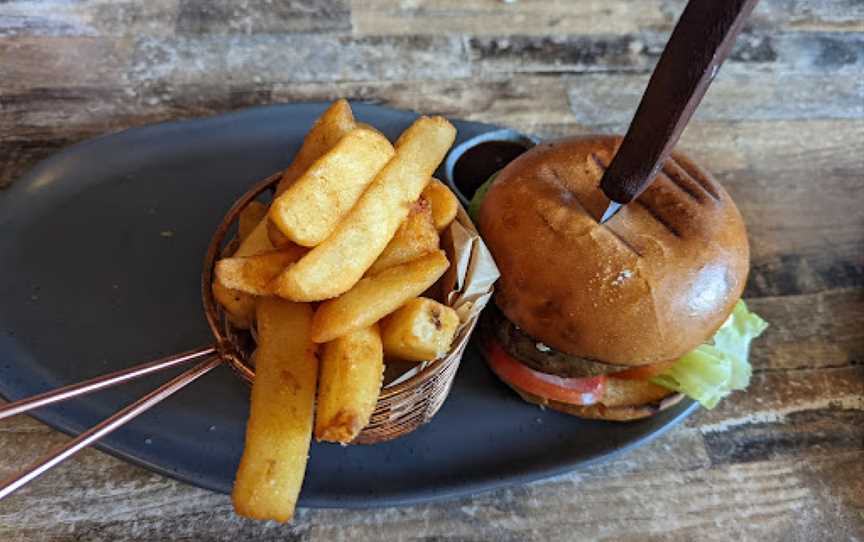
[1,1,862,540]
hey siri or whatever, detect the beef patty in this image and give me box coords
[483,305,626,378]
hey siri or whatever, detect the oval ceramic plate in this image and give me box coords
[0,103,696,507]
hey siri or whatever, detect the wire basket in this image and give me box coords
[201,172,492,444]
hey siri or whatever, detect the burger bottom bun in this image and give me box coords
[514,385,685,421]
[600,378,677,407]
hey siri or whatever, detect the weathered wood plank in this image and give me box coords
[0,84,236,188]
[703,409,863,465]
[176,0,350,35]
[273,77,575,130]
[758,0,864,32]
[352,0,864,36]
[352,0,675,37]
[695,367,863,431]
[0,0,180,38]
[565,70,864,127]
[726,169,864,296]
[678,119,864,184]
[0,0,350,38]
[696,367,864,467]
[3,31,861,95]
[268,81,864,177]
[128,34,471,85]
[4,0,863,41]
[0,346,859,538]
[1,362,860,539]
[0,37,133,88]
[1,424,859,541]
[0,78,573,139]
[271,71,864,157]
[5,78,862,156]
[0,35,471,91]
[747,290,864,370]
[0,85,233,136]
[471,32,864,77]
[747,249,864,299]
[0,77,572,187]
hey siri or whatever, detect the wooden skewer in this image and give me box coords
[599,0,760,223]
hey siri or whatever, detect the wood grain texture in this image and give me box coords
[176,0,350,35]
[352,0,864,36]
[0,0,862,539]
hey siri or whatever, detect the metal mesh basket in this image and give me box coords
[201,172,483,444]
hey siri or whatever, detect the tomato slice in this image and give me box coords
[487,341,606,405]
[612,359,679,380]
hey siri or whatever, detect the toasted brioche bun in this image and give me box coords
[478,135,749,367]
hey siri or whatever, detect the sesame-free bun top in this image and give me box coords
[478,135,749,366]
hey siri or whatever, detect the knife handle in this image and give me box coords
[600,0,759,204]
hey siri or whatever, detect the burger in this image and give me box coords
[472,135,767,421]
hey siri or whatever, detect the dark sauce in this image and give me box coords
[452,140,531,200]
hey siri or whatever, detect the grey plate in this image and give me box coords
[0,103,696,507]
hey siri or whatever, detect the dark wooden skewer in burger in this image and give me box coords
[599,0,760,224]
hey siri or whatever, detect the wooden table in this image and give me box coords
[1,1,862,540]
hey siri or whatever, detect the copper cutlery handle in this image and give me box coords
[0,346,217,421]
[0,356,222,499]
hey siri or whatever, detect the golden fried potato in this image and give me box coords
[231,100,357,266]
[310,250,449,343]
[381,297,459,361]
[276,99,356,196]
[213,207,270,326]
[356,122,384,135]
[274,117,456,302]
[238,201,268,241]
[366,198,438,276]
[269,127,395,247]
[234,218,274,257]
[267,218,293,248]
[212,279,256,329]
[422,178,459,232]
[232,298,318,523]
[215,245,307,295]
[315,324,384,444]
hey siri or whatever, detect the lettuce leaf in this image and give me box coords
[468,173,497,222]
[651,300,768,409]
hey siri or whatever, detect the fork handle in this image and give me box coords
[0,356,221,500]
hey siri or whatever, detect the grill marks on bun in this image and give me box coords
[634,200,683,238]
[662,158,716,203]
[605,226,643,258]
[674,156,721,200]
[590,147,724,245]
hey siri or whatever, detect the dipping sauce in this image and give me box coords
[452,140,530,200]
